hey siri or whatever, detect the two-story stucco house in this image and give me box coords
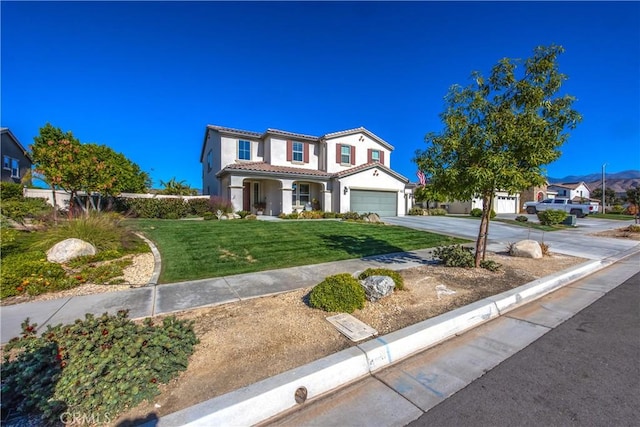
[547,182,591,202]
[200,125,410,216]
[1,128,32,184]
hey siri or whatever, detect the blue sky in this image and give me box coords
[2,1,639,190]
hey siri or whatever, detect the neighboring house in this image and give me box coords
[519,182,558,212]
[446,191,521,215]
[1,128,32,184]
[547,182,591,202]
[200,125,410,216]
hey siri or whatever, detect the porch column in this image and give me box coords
[320,182,332,213]
[228,175,246,213]
[279,179,295,214]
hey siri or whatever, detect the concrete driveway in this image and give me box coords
[383,215,640,260]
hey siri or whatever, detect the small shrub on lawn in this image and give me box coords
[299,210,323,219]
[515,215,528,222]
[480,260,502,272]
[187,198,211,216]
[237,210,250,219]
[1,311,198,424]
[358,268,404,291]
[208,196,234,214]
[246,214,257,220]
[0,252,75,298]
[408,207,424,216]
[341,211,361,221]
[322,211,337,219]
[433,245,474,268]
[470,208,482,217]
[309,273,366,313]
[537,209,567,226]
[429,208,447,216]
[607,205,625,214]
[203,212,215,220]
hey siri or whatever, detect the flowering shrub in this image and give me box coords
[1,311,198,424]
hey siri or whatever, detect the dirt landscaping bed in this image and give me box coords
[112,251,585,425]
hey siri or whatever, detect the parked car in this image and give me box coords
[524,198,598,218]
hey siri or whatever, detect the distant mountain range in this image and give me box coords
[548,170,640,195]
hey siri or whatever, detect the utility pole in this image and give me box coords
[601,163,606,214]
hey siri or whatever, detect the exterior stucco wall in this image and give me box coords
[267,137,319,170]
[202,130,221,196]
[324,133,390,174]
[337,167,406,215]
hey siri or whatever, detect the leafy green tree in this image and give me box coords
[414,45,581,267]
[31,123,84,219]
[413,183,444,212]
[159,177,197,196]
[31,124,150,217]
[625,188,639,222]
[590,187,617,206]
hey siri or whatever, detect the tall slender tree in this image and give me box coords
[415,45,582,266]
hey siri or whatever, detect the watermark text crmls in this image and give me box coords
[60,412,111,425]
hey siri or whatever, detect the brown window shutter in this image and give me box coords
[304,143,309,163]
[286,140,292,162]
[367,149,372,163]
[380,151,385,164]
[336,144,341,163]
[350,146,356,165]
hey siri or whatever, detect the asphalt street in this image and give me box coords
[409,271,640,427]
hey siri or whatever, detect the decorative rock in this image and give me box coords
[511,239,543,259]
[361,275,395,302]
[46,238,97,263]
[366,213,383,223]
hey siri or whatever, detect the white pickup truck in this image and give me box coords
[524,198,598,218]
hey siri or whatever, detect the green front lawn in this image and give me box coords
[589,213,637,220]
[129,219,466,283]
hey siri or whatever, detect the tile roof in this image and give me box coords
[335,162,408,182]
[218,162,333,178]
[207,125,262,138]
[264,128,320,141]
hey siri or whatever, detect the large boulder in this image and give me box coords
[360,275,395,302]
[511,240,542,259]
[364,213,383,223]
[47,238,97,263]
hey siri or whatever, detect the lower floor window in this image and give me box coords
[292,182,310,205]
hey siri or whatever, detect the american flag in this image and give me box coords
[416,170,427,186]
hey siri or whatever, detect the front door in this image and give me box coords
[243,182,251,211]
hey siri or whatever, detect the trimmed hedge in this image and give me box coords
[309,273,366,313]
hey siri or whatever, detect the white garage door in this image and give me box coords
[495,196,517,214]
[350,190,397,217]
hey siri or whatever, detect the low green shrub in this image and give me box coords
[515,215,528,222]
[0,182,24,200]
[480,260,502,272]
[208,196,234,214]
[429,208,447,216]
[537,209,567,226]
[470,208,482,217]
[322,212,337,219]
[309,273,366,313]
[433,245,474,268]
[0,251,74,298]
[299,210,324,219]
[187,198,211,216]
[246,214,257,220]
[358,268,404,291]
[116,198,190,219]
[1,311,198,424]
[408,207,424,216]
[0,198,52,223]
[237,210,250,219]
[608,205,625,214]
[203,212,215,220]
[341,211,361,221]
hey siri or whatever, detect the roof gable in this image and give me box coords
[1,128,33,162]
[322,127,394,151]
[335,162,408,183]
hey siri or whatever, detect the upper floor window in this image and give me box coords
[371,150,380,162]
[238,140,251,160]
[292,142,304,162]
[206,150,213,172]
[341,145,351,164]
[3,155,19,178]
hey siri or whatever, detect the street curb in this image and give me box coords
[155,253,628,427]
